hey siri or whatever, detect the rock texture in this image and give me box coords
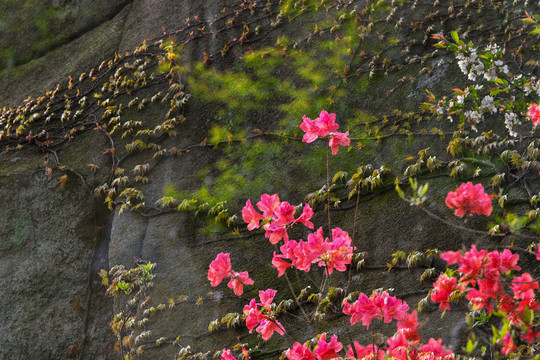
[1,1,538,359]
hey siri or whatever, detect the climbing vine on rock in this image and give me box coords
[1,0,540,359]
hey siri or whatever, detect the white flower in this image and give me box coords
[458,60,468,74]
[504,112,520,138]
[480,95,497,114]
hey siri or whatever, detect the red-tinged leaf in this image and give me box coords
[58,175,68,188]
[71,298,82,312]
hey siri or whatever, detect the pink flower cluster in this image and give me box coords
[242,193,355,277]
[242,193,314,244]
[286,333,342,360]
[432,246,540,353]
[221,347,251,360]
[445,182,493,217]
[243,289,286,340]
[385,337,454,360]
[528,103,540,125]
[272,227,355,276]
[221,349,237,360]
[342,290,410,329]
[340,291,454,359]
[207,253,254,296]
[285,331,454,360]
[300,110,351,155]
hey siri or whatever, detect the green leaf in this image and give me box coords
[529,27,540,35]
[466,339,476,354]
[523,306,533,324]
[451,31,460,43]
[418,183,429,197]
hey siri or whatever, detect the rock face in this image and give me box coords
[1,1,539,359]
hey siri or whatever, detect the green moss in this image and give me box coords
[10,212,32,248]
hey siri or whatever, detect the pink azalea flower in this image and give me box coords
[328,131,351,155]
[343,291,407,328]
[307,227,330,258]
[386,331,414,354]
[343,293,379,327]
[313,333,343,360]
[242,199,263,231]
[265,225,289,244]
[257,193,281,217]
[466,277,499,313]
[510,273,539,301]
[445,182,493,217]
[209,253,253,296]
[300,115,321,143]
[244,194,315,245]
[221,349,238,360]
[258,288,277,309]
[419,338,454,359]
[299,111,351,155]
[397,310,420,342]
[485,249,521,274]
[272,252,292,277]
[458,245,488,280]
[521,329,540,343]
[243,291,285,340]
[527,103,540,125]
[537,246,540,261]
[372,291,409,323]
[323,228,355,274]
[440,250,462,265]
[274,201,296,224]
[430,274,457,311]
[294,204,315,228]
[286,342,316,360]
[243,299,266,331]
[315,111,339,137]
[256,319,285,340]
[263,201,296,243]
[501,333,517,356]
[227,271,254,296]
[208,253,232,287]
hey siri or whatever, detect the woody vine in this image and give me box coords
[1,0,540,359]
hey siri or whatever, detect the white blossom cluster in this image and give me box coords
[456,88,469,104]
[464,110,483,132]
[456,48,483,81]
[450,42,528,137]
[516,74,540,97]
[479,95,497,114]
[504,112,521,137]
[456,44,508,82]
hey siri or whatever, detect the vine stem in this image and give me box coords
[283,273,311,323]
[277,242,311,323]
[326,146,332,230]
[418,204,539,240]
[346,187,361,294]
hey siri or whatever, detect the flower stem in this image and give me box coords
[284,271,311,323]
[326,147,332,229]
